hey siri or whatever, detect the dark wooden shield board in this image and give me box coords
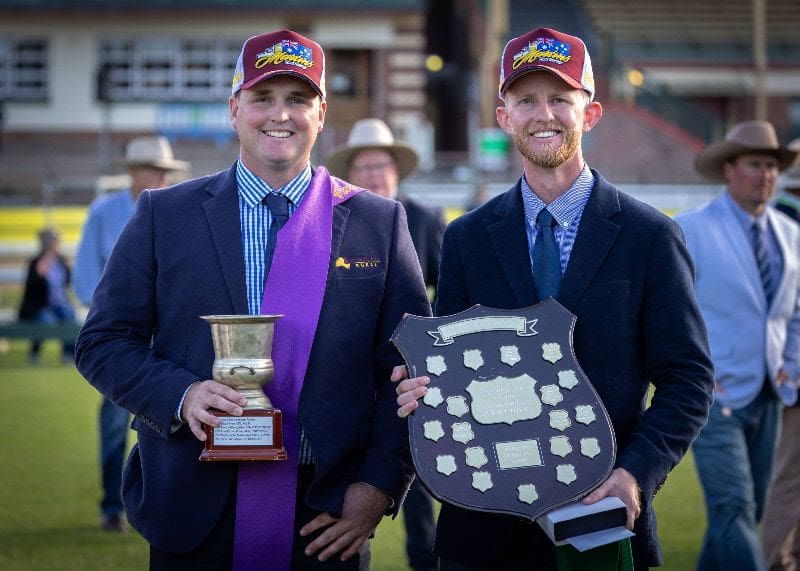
[391,299,616,521]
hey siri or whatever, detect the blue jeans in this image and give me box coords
[692,383,780,571]
[99,397,130,516]
[31,303,76,357]
[403,478,437,571]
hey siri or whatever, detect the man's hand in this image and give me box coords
[299,482,390,562]
[181,380,247,441]
[583,467,641,530]
[390,365,430,418]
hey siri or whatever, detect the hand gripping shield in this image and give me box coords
[391,299,616,521]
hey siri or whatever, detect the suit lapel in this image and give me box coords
[766,207,792,313]
[488,183,536,307]
[715,196,765,306]
[559,174,621,310]
[328,202,350,287]
[202,165,248,314]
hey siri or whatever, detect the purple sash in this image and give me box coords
[233,168,364,570]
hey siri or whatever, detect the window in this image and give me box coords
[98,38,241,102]
[0,38,48,101]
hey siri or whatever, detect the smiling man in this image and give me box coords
[392,27,714,570]
[75,29,430,570]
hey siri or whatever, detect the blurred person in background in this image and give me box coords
[18,227,76,364]
[327,117,444,571]
[761,137,800,571]
[73,135,189,533]
[465,181,490,211]
[676,121,800,571]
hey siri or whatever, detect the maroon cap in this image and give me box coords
[499,27,594,100]
[231,29,326,99]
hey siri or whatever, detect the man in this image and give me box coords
[675,121,800,571]
[761,138,800,571]
[75,29,430,570]
[73,135,189,532]
[327,118,446,297]
[327,118,445,571]
[394,27,714,570]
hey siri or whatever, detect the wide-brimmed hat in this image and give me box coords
[125,136,189,171]
[695,120,797,182]
[326,118,420,180]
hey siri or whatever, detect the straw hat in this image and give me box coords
[695,120,797,182]
[326,119,419,180]
[125,136,190,171]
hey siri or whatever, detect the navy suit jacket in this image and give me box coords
[399,195,446,289]
[75,164,431,553]
[432,172,714,569]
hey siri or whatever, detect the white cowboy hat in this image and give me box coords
[326,118,420,180]
[125,136,190,171]
[695,120,797,182]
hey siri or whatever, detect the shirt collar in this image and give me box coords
[236,160,312,208]
[520,164,595,228]
[723,191,768,232]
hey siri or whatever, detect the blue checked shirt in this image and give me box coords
[520,165,595,279]
[237,160,310,315]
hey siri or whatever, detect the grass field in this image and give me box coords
[0,340,705,570]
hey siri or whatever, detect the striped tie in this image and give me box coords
[751,222,775,306]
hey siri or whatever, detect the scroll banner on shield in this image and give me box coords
[391,299,632,551]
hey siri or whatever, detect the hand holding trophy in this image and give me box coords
[199,315,287,461]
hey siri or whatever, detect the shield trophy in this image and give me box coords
[391,299,617,523]
[199,314,287,461]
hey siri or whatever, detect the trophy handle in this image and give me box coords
[229,366,256,376]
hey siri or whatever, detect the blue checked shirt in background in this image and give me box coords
[521,165,595,279]
[237,160,315,464]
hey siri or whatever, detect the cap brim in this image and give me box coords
[695,142,798,182]
[326,143,419,180]
[239,70,324,98]
[501,67,588,98]
[127,159,190,172]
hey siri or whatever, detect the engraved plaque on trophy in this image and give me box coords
[199,315,287,461]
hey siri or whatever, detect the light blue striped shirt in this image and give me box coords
[520,165,595,277]
[236,160,311,315]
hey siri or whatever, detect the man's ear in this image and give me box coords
[582,100,603,132]
[229,95,239,130]
[317,100,327,133]
[496,105,511,134]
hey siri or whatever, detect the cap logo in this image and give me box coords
[513,37,571,70]
[256,40,314,71]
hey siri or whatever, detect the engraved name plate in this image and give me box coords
[466,374,542,425]
[495,439,543,469]
[214,416,274,446]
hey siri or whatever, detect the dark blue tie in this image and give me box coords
[533,208,561,301]
[263,193,290,283]
[751,222,775,306]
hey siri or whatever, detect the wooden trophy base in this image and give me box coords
[199,408,287,461]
